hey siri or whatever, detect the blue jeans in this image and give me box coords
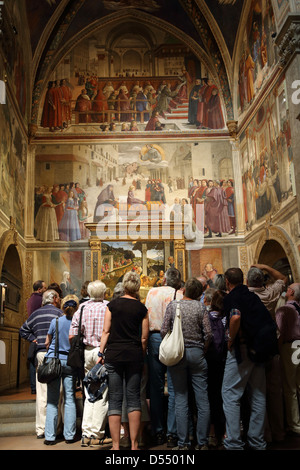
[44,358,77,441]
[221,345,266,450]
[169,347,210,447]
[147,332,176,436]
[105,361,143,415]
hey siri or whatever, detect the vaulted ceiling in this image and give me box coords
[25,0,246,128]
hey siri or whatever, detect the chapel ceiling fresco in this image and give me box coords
[25,0,249,137]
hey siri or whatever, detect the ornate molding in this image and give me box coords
[275,16,300,68]
[9,217,18,246]
[227,120,238,139]
[238,246,249,281]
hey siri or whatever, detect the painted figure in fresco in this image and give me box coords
[51,184,66,226]
[245,48,255,104]
[195,79,209,128]
[201,79,218,128]
[194,179,208,230]
[225,179,236,235]
[153,82,184,118]
[34,186,59,241]
[245,168,255,229]
[58,190,81,242]
[127,185,146,206]
[93,184,118,222]
[206,88,225,129]
[169,197,182,222]
[129,120,139,131]
[115,88,132,121]
[92,86,109,123]
[52,80,63,129]
[176,67,193,102]
[145,180,152,202]
[59,78,72,128]
[202,263,218,282]
[238,52,247,111]
[140,144,162,164]
[153,180,166,204]
[78,199,91,239]
[75,182,86,204]
[188,78,202,125]
[75,89,92,123]
[204,180,231,237]
[103,81,115,100]
[145,110,161,131]
[135,88,150,122]
[40,81,58,132]
[60,271,77,298]
[181,198,196,240]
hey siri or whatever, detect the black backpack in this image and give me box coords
[225,284,278,364]
[207,314,227,361]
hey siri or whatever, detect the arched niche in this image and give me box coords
[253,226,300,283]
[0,228,25,328]
[258,240,293,283]
[0,229,27,391]
[1,245,22,316]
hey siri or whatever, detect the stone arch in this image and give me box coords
[0,227,26,325]
[253,225,300,282]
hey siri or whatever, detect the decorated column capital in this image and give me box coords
[227,120,238,139]
[275,15,300,68]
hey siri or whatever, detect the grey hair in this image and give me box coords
[112,282,125,299]
[204,287,216,303]
[42,289,59,306]
[87,280,106,301]
[123,271,140,295]
[291,283,300,302]
[213,274,227,291]
[247,267,265,288]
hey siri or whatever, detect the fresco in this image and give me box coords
[0,93,27,236]
[38,29,226,133]
[99,240,170,298]
[241,79,295,231]
[1,2,28,119]
[50,251,84,299]
[34,140,235,245]
[237,0,276,116]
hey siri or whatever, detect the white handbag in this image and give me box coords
[159,301,184,366]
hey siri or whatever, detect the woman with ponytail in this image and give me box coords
[44,294,79,445]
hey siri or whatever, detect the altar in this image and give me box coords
[86,220,187,301]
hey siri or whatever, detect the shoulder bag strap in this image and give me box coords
[78,306,84,338]
[54,317,59,358]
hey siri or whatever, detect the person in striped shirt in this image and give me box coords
[19,289,62,438]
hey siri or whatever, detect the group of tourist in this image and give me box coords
[19,262,300,450]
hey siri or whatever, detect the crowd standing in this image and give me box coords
[19,263,300,450]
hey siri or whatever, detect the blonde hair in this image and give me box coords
[62,294,79,317]
[123,271,141,296]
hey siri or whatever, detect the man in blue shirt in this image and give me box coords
[20,289,62,438]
